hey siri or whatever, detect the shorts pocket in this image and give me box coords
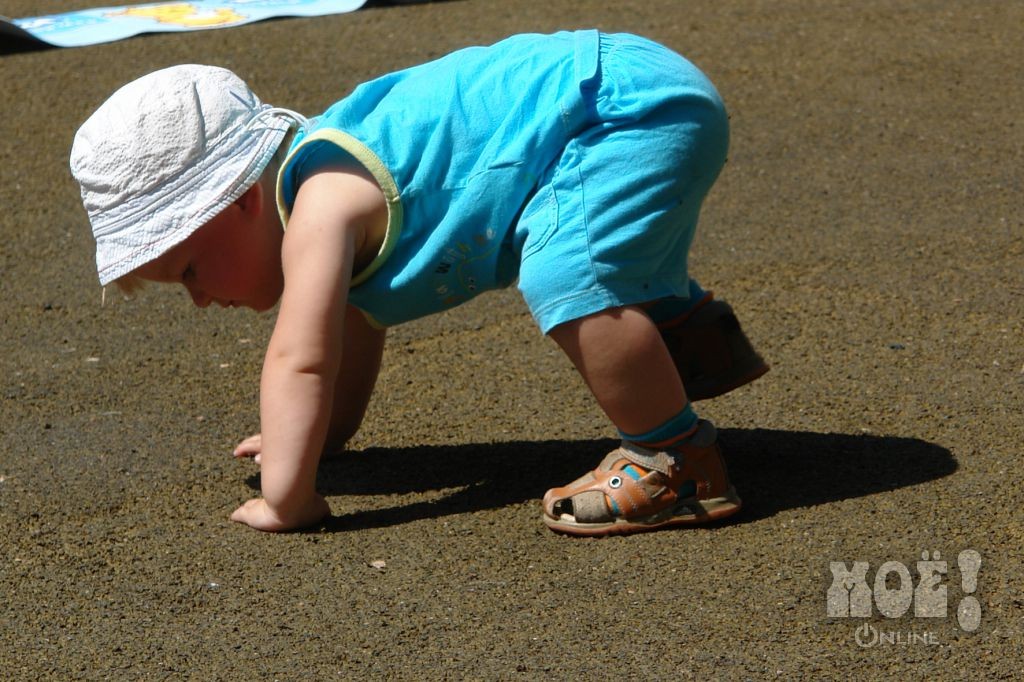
[517,183,559,262]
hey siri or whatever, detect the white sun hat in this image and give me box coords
[70,64,304,286]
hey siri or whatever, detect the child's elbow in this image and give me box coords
[265,340,339,378]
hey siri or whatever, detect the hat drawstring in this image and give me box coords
[247,106,309,133]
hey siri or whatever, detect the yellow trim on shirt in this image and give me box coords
[275,128,403,289]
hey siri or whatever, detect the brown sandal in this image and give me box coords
[660,298,770,401]
[542,420,742,536]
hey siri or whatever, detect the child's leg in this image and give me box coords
[547,305,688,435]
[639,279,711,328]
[657,292,770,401]
[543,305,741,536]
[638,279,770,401]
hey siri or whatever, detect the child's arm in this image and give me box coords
[323,304,386,455]
[232,305,385,462]
[230,167,387,531]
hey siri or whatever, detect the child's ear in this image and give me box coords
[235,181,264,216]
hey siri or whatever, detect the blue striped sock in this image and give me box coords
[618,403,699,450]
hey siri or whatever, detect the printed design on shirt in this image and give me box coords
[432,228,501,307]
[111,4,246,28]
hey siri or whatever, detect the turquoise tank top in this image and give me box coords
[276,30,600,327]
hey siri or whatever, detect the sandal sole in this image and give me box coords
[542,487,742,537]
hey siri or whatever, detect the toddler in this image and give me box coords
[71,31,768,535]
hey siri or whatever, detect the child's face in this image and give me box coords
[133,196,284,311]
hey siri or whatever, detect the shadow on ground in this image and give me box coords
[245,429,956,532]
[0,36,51,55]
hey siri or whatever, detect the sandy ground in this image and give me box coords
[1,0,1022,678]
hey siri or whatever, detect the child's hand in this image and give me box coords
[233,433,263,464]
[230,494,330,532]
[233,433,348,464]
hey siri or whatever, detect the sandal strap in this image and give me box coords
[594,466,678,518]
[543,442,685,522]
[542,420,734,527]
[612,441,679,476]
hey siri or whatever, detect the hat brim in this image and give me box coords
[93,116,290,286]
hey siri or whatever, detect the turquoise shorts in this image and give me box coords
[514,33,729,333]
